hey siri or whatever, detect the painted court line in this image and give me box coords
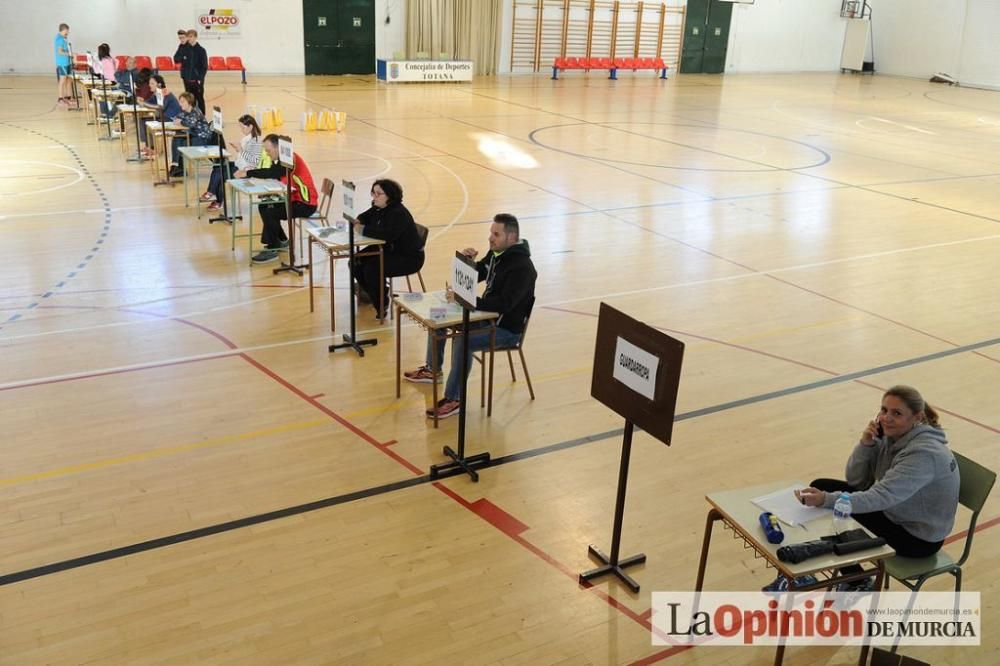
[4,334,999,589]
[6,230,998,346]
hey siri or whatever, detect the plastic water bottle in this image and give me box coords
[832,492,852,534]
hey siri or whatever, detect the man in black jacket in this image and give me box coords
[405,213,537,420]
[174,29,208,113]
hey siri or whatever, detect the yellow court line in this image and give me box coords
[0,419,329,488]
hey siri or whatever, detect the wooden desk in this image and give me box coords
[76,77,117,125]
[393,291,498,428]
[116,104,157,157]
[178,146,230,219]
[695,480,896,665]
[226,178,287,264]
[144,120,188,182]
[306,227,386,330]
[92,89,127,140]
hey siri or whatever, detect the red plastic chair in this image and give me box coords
[134,55,153,70]
[155,56,176,72]
[554,57,569,69]
[614,57,637,69]
[638,57,656,69]
[590,57,613,69]
[115,55,129,71]
[225,56,247,84]
[652,58,666,69]
[74,54,89,71]
[208,56,227,71]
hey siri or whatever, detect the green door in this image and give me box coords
[303,0,375,75]
[680,0,733,74]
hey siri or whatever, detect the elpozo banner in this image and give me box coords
[198,9,241,37]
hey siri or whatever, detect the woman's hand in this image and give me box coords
[795,488,826,507]
[233,169,247,178]
[861,419,880,446]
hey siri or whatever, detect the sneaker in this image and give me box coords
[761,574,818,592]
[836,576,875,592]
[405,366,442,384]
[251,250,279,264]
[58,97,69,107]
[169,165,183,178]
[207,202,222,211]
[199,192,216,202]
[427,399,461,419]
[272,240,290,252]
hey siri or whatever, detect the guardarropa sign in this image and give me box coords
[199,9,241,35]
[390,60,473,82]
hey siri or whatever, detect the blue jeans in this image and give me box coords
[426,323,521,401]
[208,162,237,200]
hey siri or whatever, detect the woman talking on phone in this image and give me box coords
[798,385,960,560]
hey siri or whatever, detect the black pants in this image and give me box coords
[355,252,424,315]
[183,79,206,114]
[258,201,316,249]
[811,478,944,557]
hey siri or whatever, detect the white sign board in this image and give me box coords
[212,108,223,132]
[451,253,478,310]
[341,180,356,222]
[277,138,293,168]
[612,337,659,401]
[383,60,474,83]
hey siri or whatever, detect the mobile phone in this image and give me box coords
[876,420,884,438]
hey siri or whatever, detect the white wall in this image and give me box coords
[872,0,1000,89]
[0,0,407,75]
[952,0,1000,89]
[376,0,407,60]
[724,0,847,72]
[870,0,965,79]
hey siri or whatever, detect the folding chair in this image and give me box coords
[473,297,536,415]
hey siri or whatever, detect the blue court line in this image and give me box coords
[0,332,996,588]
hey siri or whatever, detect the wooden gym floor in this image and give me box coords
[0,70,998,664]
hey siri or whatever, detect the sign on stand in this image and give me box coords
[451,252,479,310]
[277,137,294,168]
[579,302,686,593]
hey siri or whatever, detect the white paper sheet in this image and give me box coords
[751,484,829,527]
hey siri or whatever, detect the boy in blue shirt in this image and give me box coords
[54,23,74,107]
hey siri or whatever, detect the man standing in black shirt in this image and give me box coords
[174,29,208,114]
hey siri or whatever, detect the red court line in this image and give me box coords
[432,482,658,633]
[170,318,426,477]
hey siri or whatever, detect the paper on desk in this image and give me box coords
[751,484,828,527]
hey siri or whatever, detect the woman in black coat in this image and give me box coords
[353,179,425,317]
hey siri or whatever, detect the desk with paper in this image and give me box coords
[694,480,896,665]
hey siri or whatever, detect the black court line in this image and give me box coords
[2,332,998,588]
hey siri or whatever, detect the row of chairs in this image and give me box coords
[74,54,247,83]
[299,179,535,409]
[552,56,668,80]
